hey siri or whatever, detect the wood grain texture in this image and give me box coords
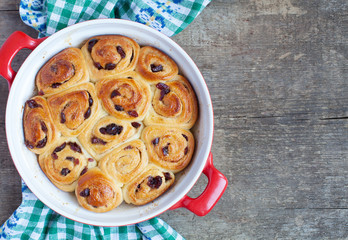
[0,0,347,239]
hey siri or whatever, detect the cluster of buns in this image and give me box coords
[23,35,198,213]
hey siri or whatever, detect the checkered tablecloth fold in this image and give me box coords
[20,0,211,37]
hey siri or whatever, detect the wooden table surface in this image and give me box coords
[0,0,347,239]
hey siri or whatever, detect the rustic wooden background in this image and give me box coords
[0,0,347,239]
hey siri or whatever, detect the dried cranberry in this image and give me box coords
[88,158,94,162]
[105,63,116,70]
[151,64,163,72]
[159,88,170,101]
[60,111,66,124]
[51,82,62,88]
[61,168,70,176]
[147,176,162,189]
[74,158,80,165]
[36,136,47,148]
[51,152,58,159]
[38,90,44,96]
[88,39,98,52]
[115,105,124,111]
[152,138,159,145]
[65,156,75,161]
[26,99,40,108]
[91,137,107,145]
[164,172,172,181]
[80,167,88,176]
[182,134,188,141]
[79,188,90,197]
[110,90,121,98]
[116,46,126,59]
[25,140,34,149]
[127,110,138,117]
[84,107,91,119]
[68,142,82,153]
[54,142,66,153]
[94,62,103,70]
[184,147,188,155]
[156,83,170,90]
[131,122,141,128]
[41,121,47,133]
[124,145,133,150]
[162,145,169,156]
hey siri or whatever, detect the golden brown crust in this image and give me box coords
[23,96,59,154]
[99,139,148,186]
[136,46,178,83]
[123,164,175,205]
[36,48,89,96]
[78,115,143,159]
[95,72,151,122]
[38,138,88,192]
[47,83,99,137]
[81,35,140,82]
[144,75,198,129]
[141,126,195,173]
[75,168,123,212]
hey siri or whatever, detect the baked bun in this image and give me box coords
[78,115,143,159]
[136,46,178,83]
[95,72,151,122]
[36,48,88,96]
[24,35,198,212]
[47,83,99,137]
[38,138,89,192]
[144,75,198,129]
[23,96,58,154]
[141,126,195,173]
[81,35,140,82]
[99,139,148,185]
[123,164,175,205]
[75,167,123,212]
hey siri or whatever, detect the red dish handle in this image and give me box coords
[0,31,47,89]
[170,152,228,216]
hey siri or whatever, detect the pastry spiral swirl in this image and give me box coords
[123,164,175,205]
[141,126,195,173]
[75,168,123,212]
[47,83,99,137]
[81,35,140,82]
[99,140,148,185]
[136,46,178,83]
[95,72,151,121]
[78,115,143,159]
[36,48,89,96]
[38,138,88,192]
[23,96,58,154]
[144,75,198,129]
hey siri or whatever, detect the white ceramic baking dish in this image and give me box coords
[0,19,227,226]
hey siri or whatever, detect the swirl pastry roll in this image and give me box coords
[47,83,99,137]
[123,164,175,205]
[81,35,140,82]
[78,115,143,159]
[141,126,194,173]
[144,75,198,129]
[99,140,148,185]
[36,48,88,96]
[136,46,178,83]
[38,138,88,192]
[75,168,123,212]
[23,96,58,154]
[95,72,151,121]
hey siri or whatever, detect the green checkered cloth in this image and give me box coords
[0,181,184,239]
[20,0,211,37]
